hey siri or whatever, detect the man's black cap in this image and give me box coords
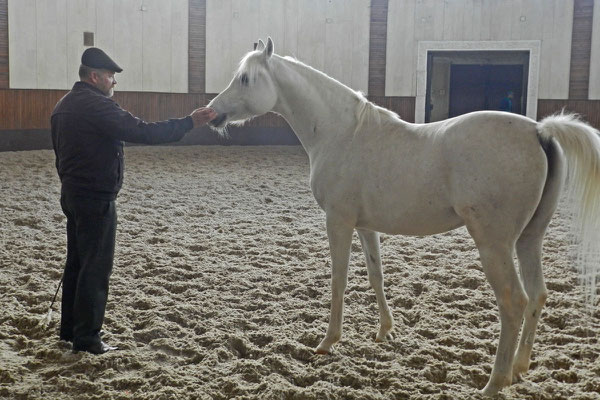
[81,48,123,73]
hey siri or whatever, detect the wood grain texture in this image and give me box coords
[0,89,294,130]
[189,0,206,93]
[569,0,594,99]
[368,0,388,96]
[0,0,8,88]
[538,99,600,130]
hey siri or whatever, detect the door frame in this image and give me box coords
[415,41,541,123]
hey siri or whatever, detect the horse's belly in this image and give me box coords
[356,205,464,236]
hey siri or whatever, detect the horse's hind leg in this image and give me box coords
[357,229,393,342]
[460,207,528,396]
[512,232,547,381]
[513,140,564,380]
[474,240,528,396]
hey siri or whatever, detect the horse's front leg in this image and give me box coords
[315,216,354,354]
[357,229,394,342]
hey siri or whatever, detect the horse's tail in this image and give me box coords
[537,112,600,304]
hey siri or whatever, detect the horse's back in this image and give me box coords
[440,111,542,170]
[431,110,537,142]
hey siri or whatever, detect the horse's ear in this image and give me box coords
[256,39,266,51]
[265,37,274,59]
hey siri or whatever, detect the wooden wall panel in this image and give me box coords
[0,89,205,130]
[0,90,65,129]
[368,0,388,96]
[369,96,416,122]
[569,0,594,99]
[0,0,7,88]
[0,88,420,131]
[113,92,214,123]
[537,99,600,130]
[3,89,600,141]
[0,89,295,130]
[589,0,600,99]
[189,0,206,93]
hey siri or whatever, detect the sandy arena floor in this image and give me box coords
[0,145,599,400]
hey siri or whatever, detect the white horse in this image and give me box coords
[208,38,600,396]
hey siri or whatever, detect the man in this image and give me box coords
[51,47,216,354]
[499,91,514,113]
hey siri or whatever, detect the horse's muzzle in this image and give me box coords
[209,113,227,128]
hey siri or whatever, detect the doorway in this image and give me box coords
[425,51,529,122]
[449,64,524,117]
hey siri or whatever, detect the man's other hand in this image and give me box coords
[190,107,218,128]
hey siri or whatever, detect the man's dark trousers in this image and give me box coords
[59,191,116,349]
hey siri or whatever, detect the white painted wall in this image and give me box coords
[113,0,143,91]
[386,0,574,99]
[589,0,600,99]
[6,0,589,100]
[8,0,41,89]
[8,0,188,92]
[36,1,68,89]
[205,0,371,94]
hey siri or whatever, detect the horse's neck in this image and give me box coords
[271,57,357,152]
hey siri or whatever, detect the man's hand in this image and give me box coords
[190,107,218,128]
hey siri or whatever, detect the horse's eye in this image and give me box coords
[241,73,249,86]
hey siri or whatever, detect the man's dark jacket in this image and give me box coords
[51,82,194,199]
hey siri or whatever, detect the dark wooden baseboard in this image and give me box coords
[0,126,299,152]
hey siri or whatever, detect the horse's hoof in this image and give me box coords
[375,332,393,342]
[479,382,506,397]
[314,348,330,355]
[512,372,523,383]
[315,337,337,354]
[512,361,529,382]
[478,388,499,398]
[375,333,394,343]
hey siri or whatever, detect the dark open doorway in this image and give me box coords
[449,64,524,117]
[425,51,529,122]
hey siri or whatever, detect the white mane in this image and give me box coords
[278,55,402,131]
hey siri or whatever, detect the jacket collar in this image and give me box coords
[73,81,108,96]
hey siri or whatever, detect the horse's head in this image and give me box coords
[208,38,278,131]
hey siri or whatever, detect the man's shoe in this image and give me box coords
[73,341,118,355]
